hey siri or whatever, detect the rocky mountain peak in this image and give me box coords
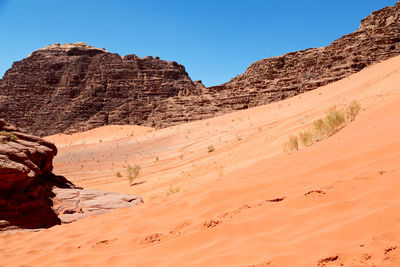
[358,1,400,31]
[29,42,108,58]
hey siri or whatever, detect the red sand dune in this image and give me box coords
[1,56,400,266]
[46,55,400,201]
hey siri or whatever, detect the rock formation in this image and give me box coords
[0,119,61,230]
[0,119,142,231]
[0,3,399,136]
[53,188,142,224]
[0,42,200,136]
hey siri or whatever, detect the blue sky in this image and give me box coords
[0,0,397,86]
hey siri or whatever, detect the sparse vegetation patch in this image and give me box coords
[298,130,314,147]
[0,131,17,144]
[283,135,299,152]
[127,164,141,185]
[283,101,361,152]
[346,100,361,122]
[323,107,346,136]
[167,185,180,196]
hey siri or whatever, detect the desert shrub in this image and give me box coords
[324,107,346,136]
[207,145,215,153]
[283,135,299,152]
[299,130,314,147]
[127,164,141,185]
[166,185,180,196]
[313,119,328,140]
[346,100,361,122]
[116,171,122,178]
[0,131,17,144]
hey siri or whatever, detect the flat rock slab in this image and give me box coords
[53,188,143,223]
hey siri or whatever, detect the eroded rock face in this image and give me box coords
[0,3,399,135]
[0,119,61,230]
[0,43,199,136]
[0,119,143,231]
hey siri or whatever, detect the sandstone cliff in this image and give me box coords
[0,119,61,229]
[0,42,200,136]
[0,2,399,136]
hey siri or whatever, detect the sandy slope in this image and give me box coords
[0,56,400,266]
[46,125,154,146]
[47,55,400,201]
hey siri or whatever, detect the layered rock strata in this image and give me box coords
[0,42,199,136]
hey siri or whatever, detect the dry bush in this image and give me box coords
[324,107,346,136]
[283,135,299,152]
[166,185,180,196]
[0,131,17,144]
[299,130,314,147]
[313,119,327,140]
[127,164,141,185]
[346,100,361,122]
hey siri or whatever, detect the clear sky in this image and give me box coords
[0,0,397,86]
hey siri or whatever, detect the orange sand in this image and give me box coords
[1,56,400,266]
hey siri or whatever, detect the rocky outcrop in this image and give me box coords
[0,119,62,230]
[0,42,200,136]
[0,3,399,136]
[0,119,142,231]
[53,188,143,224]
